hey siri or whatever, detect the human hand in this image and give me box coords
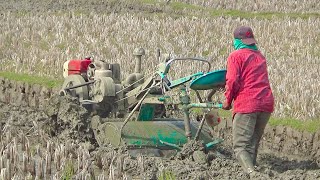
[222,101,232,110]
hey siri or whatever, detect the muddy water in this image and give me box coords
[0,96,319,179]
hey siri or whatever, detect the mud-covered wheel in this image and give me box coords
[91,116,112,147]
[93,124,111,147]
[60,75,89,101]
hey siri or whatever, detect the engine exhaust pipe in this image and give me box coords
[133,48,145,73]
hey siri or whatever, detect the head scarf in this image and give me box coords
[233,38,258,50]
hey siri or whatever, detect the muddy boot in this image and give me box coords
[237,151,255,174]
[252,153,257,166]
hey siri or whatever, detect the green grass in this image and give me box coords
[137,0,320,20]
[139,0,157,4]
[10,0,319,20]
[62,161,75,180]
[0,71,63,88]
[217,109,320,133]
[208,9,320,20]
[159,170,176,180]
[268,117,320,133]
[217,109,232,119]
[170,2,202,11]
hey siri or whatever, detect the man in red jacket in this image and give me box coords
[222,26,274,174]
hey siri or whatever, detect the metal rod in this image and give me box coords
[115,72,155,95]
[115,83,156,103]
[194,90,205,141]
[179,85,192,140]
[159,140,182,150]
[134,55,142,73]
[64,81,95,91]
[195,90,203,103]
[194,115,206,141]
[165,57,211,73]
[194,89,218,141]
[187,103,222,109]
[207,89,216,102]
[183,108,192,141]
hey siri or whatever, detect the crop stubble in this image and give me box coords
[0,8,319,119]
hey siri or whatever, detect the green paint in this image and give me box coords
[137,104,155,121]
[190,70,226,90]
[163,64,171,75]
[158,96,171,102]
[106,121,213,148]
[157,63,167,77]
[169,72,203,89]
[205,139,224,149]
[157,129,186,145]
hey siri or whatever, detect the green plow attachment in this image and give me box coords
[93,120,223,150]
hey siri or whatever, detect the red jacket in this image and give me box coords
[225,48,274,114]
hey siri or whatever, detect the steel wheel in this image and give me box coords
[61,75,89,101]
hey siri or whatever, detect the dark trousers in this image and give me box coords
[232,112,271,164]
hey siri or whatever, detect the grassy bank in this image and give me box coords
[6,0,320,20]
[218,110,320,133]
[0,71,63,88]
[139,0,320,19]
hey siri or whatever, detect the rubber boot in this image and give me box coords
[252,153,261,172]
[252,152,257,166]
[236,151,255,174]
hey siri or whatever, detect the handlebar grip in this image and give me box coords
[215,103,223,109]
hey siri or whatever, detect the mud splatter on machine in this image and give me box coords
[60,48,227,156]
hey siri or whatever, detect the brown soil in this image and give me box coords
[0,94,319,179]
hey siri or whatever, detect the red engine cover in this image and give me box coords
[68,58,92,75]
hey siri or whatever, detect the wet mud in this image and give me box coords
[0,91,319,179]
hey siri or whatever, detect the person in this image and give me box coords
[222,26,274,174]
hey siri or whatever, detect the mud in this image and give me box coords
[44,94,96,147]
[0,79,320,179]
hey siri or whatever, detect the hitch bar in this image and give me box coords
[64,80,95,91]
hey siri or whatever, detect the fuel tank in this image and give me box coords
[65,58,92,76]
